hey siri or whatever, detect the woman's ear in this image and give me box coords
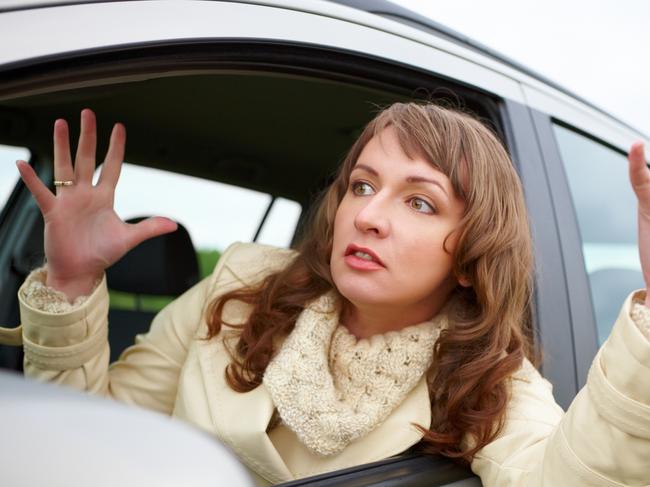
[457,275,471,288]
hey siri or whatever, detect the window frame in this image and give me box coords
[529,110,607,389]
[499,100,579,408]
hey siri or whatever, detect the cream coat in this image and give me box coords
[8,242,650,486]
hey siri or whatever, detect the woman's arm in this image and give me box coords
[471,292,650,486]
[19,262,216,414]
[471,142,650,486]
[17,241,285,414]
[9,108,198,413]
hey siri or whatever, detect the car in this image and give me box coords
[0,1,647,486]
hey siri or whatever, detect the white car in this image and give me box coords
[0,1,647,485]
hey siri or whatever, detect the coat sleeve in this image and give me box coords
[16,242,245,415]
[471,290,650,486]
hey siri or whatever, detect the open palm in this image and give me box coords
[16,109,177,298]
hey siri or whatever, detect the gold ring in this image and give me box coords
[53,180,74,187]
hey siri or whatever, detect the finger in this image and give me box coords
[53,119,74,196]
[16,160,55,214]
[74,108,97,185]
[628,141,649,192]
[124,217,178,250]
[97,122,126,188]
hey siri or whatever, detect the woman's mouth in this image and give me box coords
[344,245,385,270]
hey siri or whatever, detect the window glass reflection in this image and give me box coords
[553,124,643,344]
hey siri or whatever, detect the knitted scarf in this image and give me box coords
[262,291,447,456]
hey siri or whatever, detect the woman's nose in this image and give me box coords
[354,196,390,237]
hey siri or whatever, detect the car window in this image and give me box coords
[553,124,643,344]
[93,162,301,311]
[0,144,30,210]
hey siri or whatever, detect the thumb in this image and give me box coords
[125,216,178,249]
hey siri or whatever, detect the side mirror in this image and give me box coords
[0,371,254,487]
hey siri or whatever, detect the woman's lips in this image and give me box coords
[344,244,386,271]
[344,254,385,271]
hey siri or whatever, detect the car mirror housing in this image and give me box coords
[0,370,255,487]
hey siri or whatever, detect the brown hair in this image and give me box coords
[205,102,536,462]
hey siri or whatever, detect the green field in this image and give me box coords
[108,249,221,313]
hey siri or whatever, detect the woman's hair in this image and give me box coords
[204,101,536,462]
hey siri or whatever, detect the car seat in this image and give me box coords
[106,216,200,363]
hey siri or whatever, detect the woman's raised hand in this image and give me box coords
[15,108,178,302]
[628,141,650,307]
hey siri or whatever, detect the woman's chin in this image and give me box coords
[333,279,388,308]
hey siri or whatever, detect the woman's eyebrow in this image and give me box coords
[406,176,449,198]
[353,163,449,198]
[352,164,379,176]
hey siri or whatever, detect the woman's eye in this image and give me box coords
[409,197,435,214]
[351,181,374,196]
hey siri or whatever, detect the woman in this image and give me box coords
[10,104,650,485]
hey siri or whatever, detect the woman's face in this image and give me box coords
[330,126,467,326]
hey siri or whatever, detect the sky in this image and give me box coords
[391,0,650,137]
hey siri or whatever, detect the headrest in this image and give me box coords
[106,216,199,296]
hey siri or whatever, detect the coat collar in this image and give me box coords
[197,330,430,484]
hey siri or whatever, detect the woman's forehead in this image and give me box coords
[355,127,450,180]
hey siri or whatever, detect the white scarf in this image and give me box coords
[262,291,447,456]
